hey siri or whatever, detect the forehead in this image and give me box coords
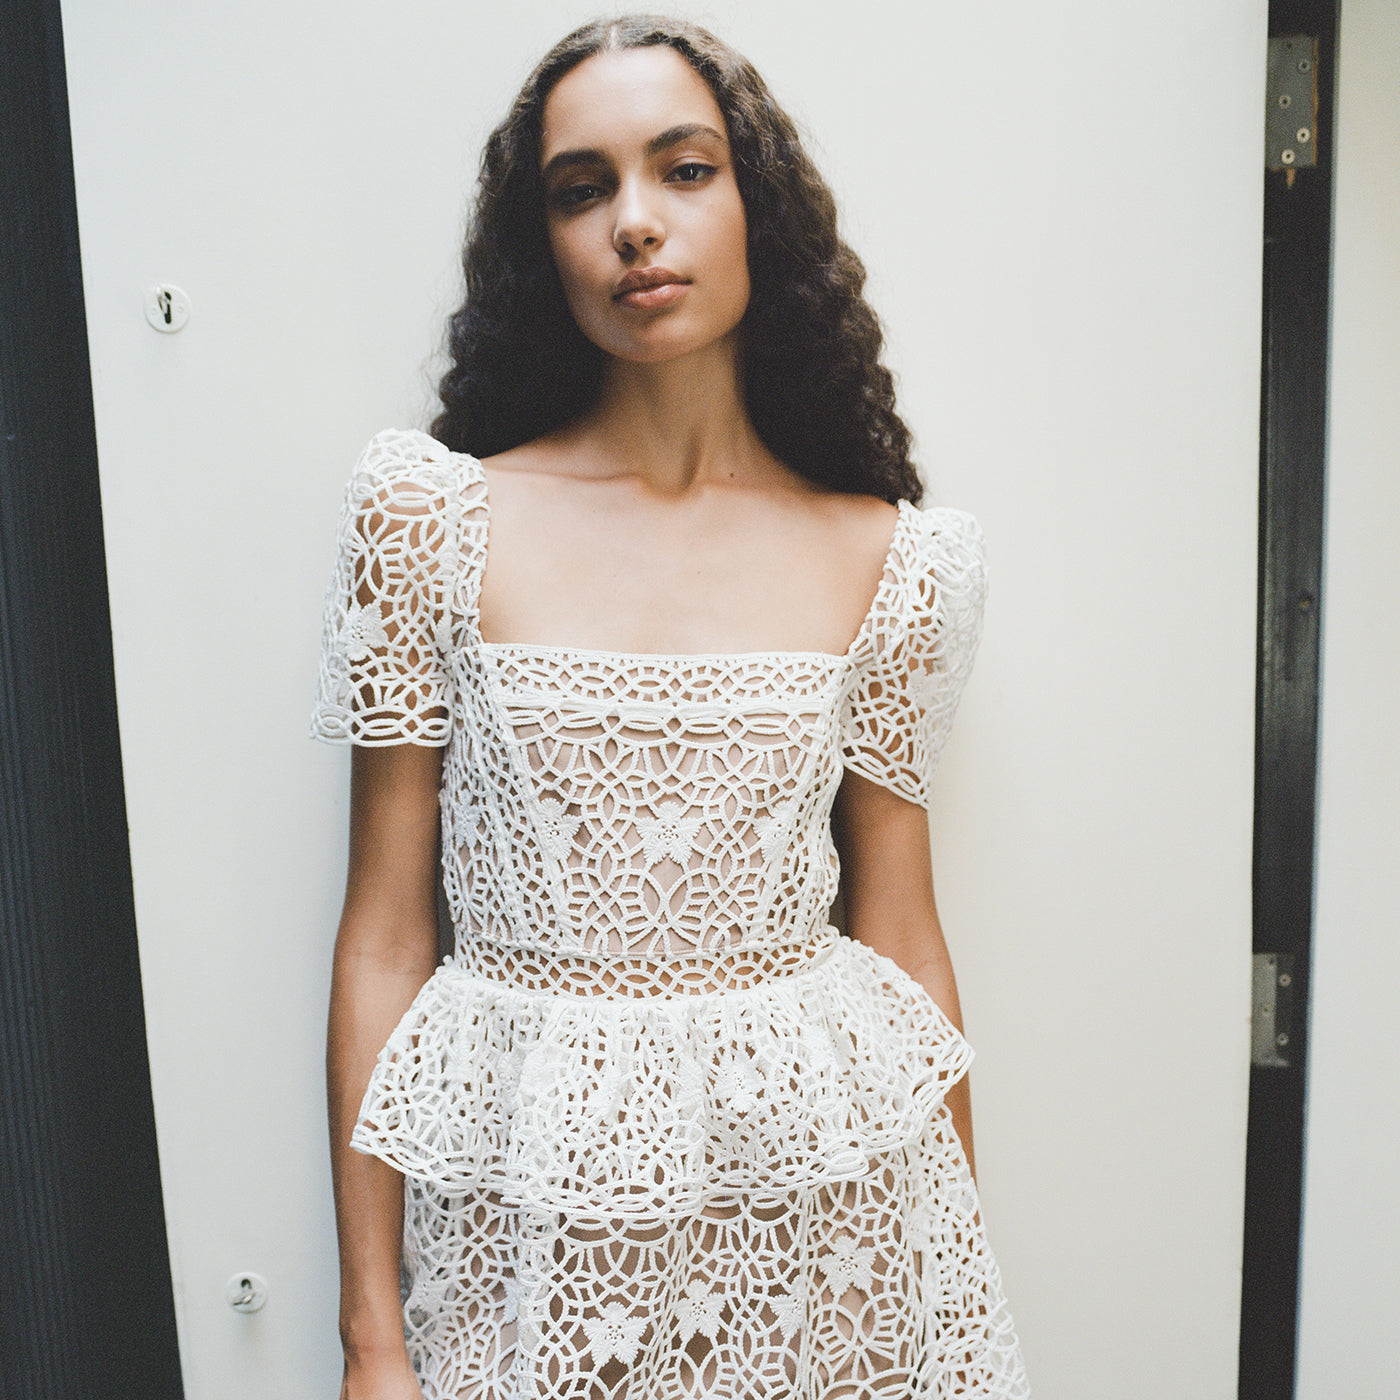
[541,46,727,162]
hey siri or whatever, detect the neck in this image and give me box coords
[564,335,776,494]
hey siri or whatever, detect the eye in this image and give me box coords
[549,181,607,211]
[668,161,716,185]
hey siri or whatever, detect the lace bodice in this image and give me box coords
[313,429,986,979]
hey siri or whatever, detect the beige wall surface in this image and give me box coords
[1296,2,1400,1395]
[63,2,1264,1396]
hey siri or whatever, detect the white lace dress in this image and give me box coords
[313,429,1029,1399]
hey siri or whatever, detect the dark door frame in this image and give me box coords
[1239,2,1338,1397]
[0,1,184,1394]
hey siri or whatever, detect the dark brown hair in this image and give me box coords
[430,13,922,505]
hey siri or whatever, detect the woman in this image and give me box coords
[315,14,1028,1400]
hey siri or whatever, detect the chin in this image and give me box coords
[596,321,746,369]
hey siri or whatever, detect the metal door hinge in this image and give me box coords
[1267,36,1319,181]
[1252,952,1296,1067]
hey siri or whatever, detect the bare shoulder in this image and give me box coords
[760,486,901,651]
[806,487,901,571]
[478,440,558,478]
[478,440,555,494]
[480,426,613,483]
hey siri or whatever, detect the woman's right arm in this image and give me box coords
[328,743,444,1399]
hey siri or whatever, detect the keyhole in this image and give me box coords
[144,284,190,333]
[225,1270,268,1312]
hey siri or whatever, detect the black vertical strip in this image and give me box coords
[0,2,184,1396]
[1239,3,1337,1398]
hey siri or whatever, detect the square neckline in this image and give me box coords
[451,444,918,667]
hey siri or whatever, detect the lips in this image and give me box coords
[613,267,690,308]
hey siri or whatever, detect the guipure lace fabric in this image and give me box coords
[314,429,1028,1398]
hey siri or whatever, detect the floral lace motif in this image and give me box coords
[315,431,1027,1398]
[581,1302,649,1366]
[819,1234,878,1295]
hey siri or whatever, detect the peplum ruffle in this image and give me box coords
[351,936,972,1217]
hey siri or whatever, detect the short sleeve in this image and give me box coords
[311,429,469,746]
[839,506,987,808]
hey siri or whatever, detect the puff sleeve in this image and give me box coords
[839,506,987,808]
[311,429,467,745]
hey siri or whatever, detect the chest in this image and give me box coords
[476,498,886,657]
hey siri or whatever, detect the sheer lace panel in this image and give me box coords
[839,505,987,809]
[313,429,483,745]
[438,648,850,964]
[401,1102,1027,1400]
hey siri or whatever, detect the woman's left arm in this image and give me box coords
[831,766,976,1181]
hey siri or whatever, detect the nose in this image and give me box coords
[612,179,665,258]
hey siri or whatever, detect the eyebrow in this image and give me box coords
[541,123,728,180]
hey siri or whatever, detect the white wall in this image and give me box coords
[62,3,1264,1397]
[1296,3,1400,1395]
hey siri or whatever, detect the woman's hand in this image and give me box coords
[340,1346,424,1399]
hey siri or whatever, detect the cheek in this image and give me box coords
[720,200,751,309]
[547,230,644,359]
[546,224,609,336]
[547,224,590,297]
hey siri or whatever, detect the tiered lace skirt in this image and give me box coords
[354,935,1030,1398]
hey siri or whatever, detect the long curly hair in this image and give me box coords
[431,14,922,506]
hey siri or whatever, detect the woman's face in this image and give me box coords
[540,46,750,367]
